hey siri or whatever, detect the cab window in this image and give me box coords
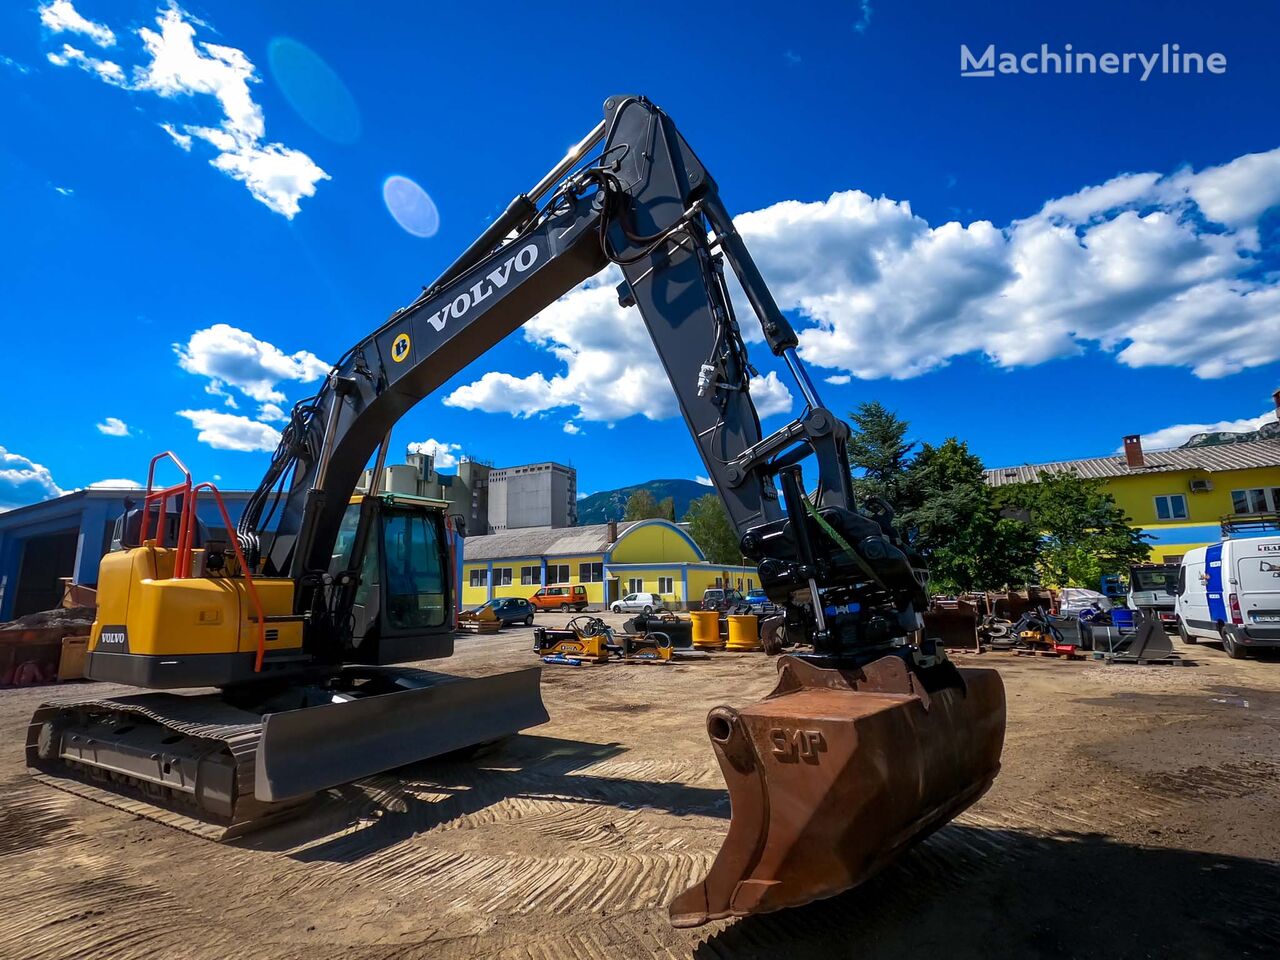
[382,509,446,629]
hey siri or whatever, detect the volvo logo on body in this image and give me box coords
[425,243,539,333]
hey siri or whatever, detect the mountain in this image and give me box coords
[576,478,713,525]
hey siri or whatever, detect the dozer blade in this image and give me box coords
[670,654,1005,927]
[255,666,548,802]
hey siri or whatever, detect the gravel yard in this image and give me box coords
[1,613,1278,960]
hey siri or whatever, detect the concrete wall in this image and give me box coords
[486,462,576,532]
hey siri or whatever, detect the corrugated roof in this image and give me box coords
[462,521,642,560]
[985,438,1280,487]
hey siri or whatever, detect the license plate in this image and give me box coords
[1253,614,1280,623]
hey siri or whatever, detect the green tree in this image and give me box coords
[998,470,1152,587]
[657,496,676,522]
[623,488,664,520]
[846,401,914,506]
[684,493,741,564]
[898,438,1040,592]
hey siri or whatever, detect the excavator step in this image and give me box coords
[670,654,1006,926]
[27,665,547,838]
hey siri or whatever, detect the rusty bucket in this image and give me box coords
[669,654,1006,927]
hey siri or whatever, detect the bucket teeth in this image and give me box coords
[670,654,1006,927]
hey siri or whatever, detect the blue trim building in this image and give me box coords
[0,488,253,621]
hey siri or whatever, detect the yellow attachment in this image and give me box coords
[725,614,761,651]
[90,545,302,657]
[690,610,724,649]
[538,633,610,663]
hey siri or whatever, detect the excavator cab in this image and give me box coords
[327,493,456,665]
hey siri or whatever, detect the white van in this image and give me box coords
[1175,534,1280,658]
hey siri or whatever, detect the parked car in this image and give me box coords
[611,592,661,614]
[745,588,776,614]
[701,587,749,612]
[529,584,589,612]
[1175,533,1280,658]
[460,597,535,627]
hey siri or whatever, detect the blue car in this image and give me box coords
[745,589,776,614]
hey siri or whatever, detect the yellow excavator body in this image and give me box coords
[86,543,302,687]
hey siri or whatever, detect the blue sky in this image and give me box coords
[1,0,1278,509]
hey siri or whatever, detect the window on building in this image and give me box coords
[469,568,488,587]
[493,567,512,586]
[714,576,723,588]
[520,565,539,585]
[1231,488,1280,515]
[658,576,673,594]
[1154,494,1188,521]
[547,564,570,584]
[628,578,644,594]
[579,562,603,583]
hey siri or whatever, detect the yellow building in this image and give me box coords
[459,518,758,610]
[986,433,1280,562]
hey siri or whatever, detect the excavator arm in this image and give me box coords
[241,95,926,666]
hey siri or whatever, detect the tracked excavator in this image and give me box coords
[27,95,1006,926]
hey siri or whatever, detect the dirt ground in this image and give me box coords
[1,614,1279,960]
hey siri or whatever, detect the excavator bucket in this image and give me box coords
[670,654,1005,927]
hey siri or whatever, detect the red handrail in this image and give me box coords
[136,451,270,672]
[186,482,269,672]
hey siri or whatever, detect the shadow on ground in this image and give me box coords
[234,733,728,861]
[694,825,1280,960]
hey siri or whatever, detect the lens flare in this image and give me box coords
[383,175,440,238]
[267,37,361,144]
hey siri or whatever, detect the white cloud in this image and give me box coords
[160,122,192,150]
[695,475,713,486]
[1128,409,1278,452]
[562,421,582,435]
[89,478,142,489]
[54,185,74,196]
[442,142,1280,423]
[46,43,127,86]
[256,402,287,423]
[749,371,794,418]
[96,416,130,436]
[39,1,115,48]
[1,55,32,75]
[175,324,328,404]
[443,269,792,424]
[39,3,328,218]
[407,438,462,470]
[0,445,63,509]
[176,409,280,452]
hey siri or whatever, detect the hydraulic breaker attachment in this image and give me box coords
[670,654,1005,927]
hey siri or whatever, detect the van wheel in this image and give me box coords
[560,603,570,611]
[1177,619,1197,645]
[1220,625,1247,659]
